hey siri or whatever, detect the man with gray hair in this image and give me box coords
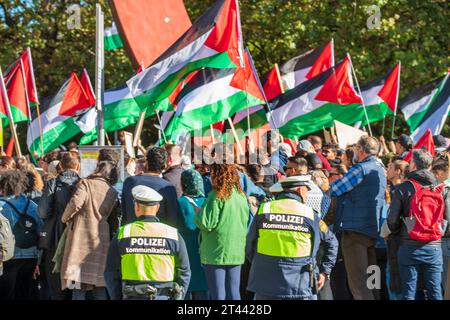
[387,149,450,300]
[330,136,386,300]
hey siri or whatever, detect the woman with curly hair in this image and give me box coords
[194,164,250,300]
[16,161,44,204]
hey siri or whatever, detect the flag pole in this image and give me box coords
[155,111,168,144]
[133,111,145,147]
[210,124,216,144]
[26,48,45,157]
[227,117,244,156]
[95,4,105,146]
[246,48,279,129]
[391,61,401,139]
[133,61,146,147]
[331,38,335,67]
[347,53,373,136]
[0,67,22,157]
[274,63,285,94]
[18,59,41,157]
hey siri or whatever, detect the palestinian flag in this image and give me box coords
[0,70,11,126]
[27,73,91,158]
[105,23,124,51]
[163,48,265,139]
[404,129,436,162]
[5,63,30,124]
[400,71,450,134]
[126,0,243,112]
[163,66,264,139]
[358,63,400,126]
[80,69,96,106]
[268,57,363,139]
[231,62,283,133]
[4,48,39,107]
[410,72,450,142]
[279,40,334,91]
[78,84,145,144]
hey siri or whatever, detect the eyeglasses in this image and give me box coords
[283,166,295,172]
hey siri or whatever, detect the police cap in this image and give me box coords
[132,185,163,206]
[269,175,312,193]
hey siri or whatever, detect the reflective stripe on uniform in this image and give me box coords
[257,198,315,258]
[118,221,178,282]
[121,254,175,282]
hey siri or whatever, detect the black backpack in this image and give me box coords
[4,199,39,249]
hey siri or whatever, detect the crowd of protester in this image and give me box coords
[0,130,449,300]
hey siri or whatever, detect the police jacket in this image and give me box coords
[104,216,191,300]
[245,192,338,299]
[387,169,450,246]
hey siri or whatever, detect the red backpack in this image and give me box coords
[403,179,446,242]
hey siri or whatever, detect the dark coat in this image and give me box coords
[121,175,180,227]
[163,165,184,198]
[387,169,450,245]
[38,170,80,251]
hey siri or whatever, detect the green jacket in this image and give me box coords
[194,188,249,265]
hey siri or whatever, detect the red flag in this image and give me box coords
[305,41,334,80]
[5,48,39,105]
[404,129,435,162]
[58,73,92,117]
[315,57,363,105]
[6,64,30,121]
[263,65,284,101]
[5,136,14,157]
[0,71,9,118]
[230,50,265,102]
[378,63,400,113]
[80,69,96,107]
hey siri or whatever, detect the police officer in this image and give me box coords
[246,175,338,300]
[104,186,191,300]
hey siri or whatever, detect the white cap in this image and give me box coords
[132,185,163,205]
[269,175,312,193]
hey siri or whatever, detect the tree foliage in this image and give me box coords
[0,0,448,149]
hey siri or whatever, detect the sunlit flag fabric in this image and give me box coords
[231,62,283,134]
[4,48,39,107]
[404,129,436,162]
[77,84,145,145]
[80,69,96,107]
[279,41,334,90]
[358,63,400,126]
[27,73,91,158]
[163,61,265,140]
[409,72,450,142]
[104,23,124,51]
[399,72,449,133]
[267,57,363,139]
[126,0,244,112]
[0,72,10,131]
[5,64,30,124]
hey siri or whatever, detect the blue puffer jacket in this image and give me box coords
[245,192,338,299]
[0,195,43,260]
[334,156,386,239]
